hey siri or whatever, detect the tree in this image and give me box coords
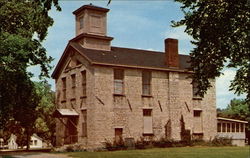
[217,98,250,144]
[217,98,249,122]
[34,81,56,146]
[172,0,250,104]
[0,0,60,149]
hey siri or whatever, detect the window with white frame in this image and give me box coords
[114,69,124,95]
[142,71,151,95]
[143,109,153,134]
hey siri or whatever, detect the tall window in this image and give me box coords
[79,16,84,29]
[192,81,201,98]
[62,77,66,100]
[81,71,86,96]
[142,71,151,95]
[82,110,87,137]
[114,69,124,95]
[71,74,76,97]
[143,109,153,134]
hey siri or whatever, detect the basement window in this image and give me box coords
[193,110,201,117]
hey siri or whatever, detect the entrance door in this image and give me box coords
[65,117,78,144]
[115,128,123,144]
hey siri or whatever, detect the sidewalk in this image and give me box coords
[1,153,71,158]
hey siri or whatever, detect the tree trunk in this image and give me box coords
[26,128,30,150]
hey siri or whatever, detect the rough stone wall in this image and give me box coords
[55,51,95,147]
[199,80,217,140]
[87,66,216,148]
[55,59,217,148]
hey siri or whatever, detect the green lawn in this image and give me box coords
[66,146,249,158]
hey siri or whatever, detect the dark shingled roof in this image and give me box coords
[70,42,191,70]
[52,42,191,78]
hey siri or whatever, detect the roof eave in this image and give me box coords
[92,62,193,73]
[51,42,93,79]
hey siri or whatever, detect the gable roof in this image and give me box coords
[52,42,191,79]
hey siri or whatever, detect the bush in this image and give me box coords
[54,143,86,152]
[104,138,127,151]
[105,136,232,151]
[211,136,232,146]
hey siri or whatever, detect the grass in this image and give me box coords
[66,146,249,158]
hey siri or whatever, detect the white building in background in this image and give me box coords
[8,134,18,149]
[217,117,248,146]
[0,138,4,148]
[30,133,43,149]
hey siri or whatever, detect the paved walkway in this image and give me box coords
[1,153,71,158]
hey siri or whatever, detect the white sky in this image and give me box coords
[29,0,245,109]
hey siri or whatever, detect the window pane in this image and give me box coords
[240,124,244,132]
[192,81,201,97]
[222,123,226,132]
[62,77,66,100]
[236,123,239,132]
[82,110,87,137]
[114,80,123,94]
[227,123,230,132]
[114,69,124,80]
[193,110,201,117]
[232,123,235,132]
[71,74,76,88]
[142,71,151,95]
[142,84,150,95]
[114,69,124,94]
[143,109,153,134]
[81,71,86,96]
[143,109,152,116]
[62,77,66,89]
[217,123,221,132]
[142,71,151,84]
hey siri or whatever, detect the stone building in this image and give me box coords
[52,4,217,148]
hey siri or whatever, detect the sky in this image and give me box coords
[29,0,245,109]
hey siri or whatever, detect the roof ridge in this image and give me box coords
[111,46,190,56]
[111,46,163,54]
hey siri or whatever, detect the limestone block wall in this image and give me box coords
[199,80,217,140]
[55,52,96,146]
[55,59,217,148]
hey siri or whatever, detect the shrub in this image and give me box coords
[211,136,232,146]
[104,138,127,151]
